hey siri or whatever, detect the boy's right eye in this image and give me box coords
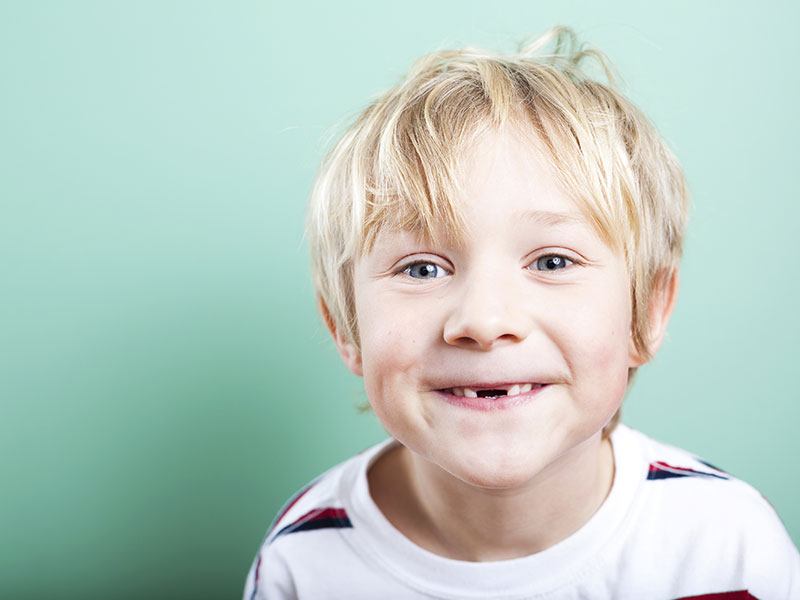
[402,262,448,279]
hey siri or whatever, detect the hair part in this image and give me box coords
[307,27,689,434]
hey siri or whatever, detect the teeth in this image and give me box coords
[449,384,538,398]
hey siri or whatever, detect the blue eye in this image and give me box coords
[534,255,573,271]
[403,262,448,279]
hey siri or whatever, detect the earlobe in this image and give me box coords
[335,338,363,376]
[629,269,680,367]
[319,297,363,377]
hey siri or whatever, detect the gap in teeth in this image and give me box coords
[450,383,537,398]
[476,389,506,398]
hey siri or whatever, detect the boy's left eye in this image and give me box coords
[531,255,574,271]
[402,262,448,279]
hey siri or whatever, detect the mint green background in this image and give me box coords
[2,2,797,598]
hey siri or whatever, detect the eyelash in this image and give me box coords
[396,252,579,280]
[398,260,449,280]
[528,253,576,272]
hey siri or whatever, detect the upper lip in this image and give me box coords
[442,382,534,389]
[432,381,549,391]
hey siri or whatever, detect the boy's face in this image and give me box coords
[339,127,643,490]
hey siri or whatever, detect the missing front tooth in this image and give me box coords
[476,389,507,398]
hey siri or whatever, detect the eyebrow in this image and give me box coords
[516,209,586,227]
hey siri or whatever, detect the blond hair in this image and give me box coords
[307,27,689,430]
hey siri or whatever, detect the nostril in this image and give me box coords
[497,333,521,343]
[456,336,496,351]
[443,303,532,349]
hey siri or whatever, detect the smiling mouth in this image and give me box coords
[443,383,545,399]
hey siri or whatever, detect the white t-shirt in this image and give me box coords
[244,425,800,599]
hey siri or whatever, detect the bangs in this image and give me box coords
[359,59,511,252]
[355,47,630,260]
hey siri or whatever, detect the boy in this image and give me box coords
[246,28,800,598]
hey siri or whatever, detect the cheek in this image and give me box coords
[589,318,632,411]
[356,291,441,380]
[358,319,420,408]
[563,305,628,357]
[359,319,419,377]
[572,335,629,404]
[557,291,632,399]
[360,342,430,445]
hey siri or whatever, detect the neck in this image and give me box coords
[368,433,615,562]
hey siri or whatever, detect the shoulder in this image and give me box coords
[615,426,800,597]
[243,439,395,600]
[619,425,788,535]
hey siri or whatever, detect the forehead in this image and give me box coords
[363,126,604,252]
[458,126,578,215]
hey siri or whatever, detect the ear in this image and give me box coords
[629,269,680,367]
[318,296,363,377]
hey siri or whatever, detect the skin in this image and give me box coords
[329,125,678,562]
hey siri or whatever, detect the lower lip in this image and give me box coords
[436,385,549,411]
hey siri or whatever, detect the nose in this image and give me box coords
[442,267,534,351]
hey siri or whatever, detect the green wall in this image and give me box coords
[2,1,797,597]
